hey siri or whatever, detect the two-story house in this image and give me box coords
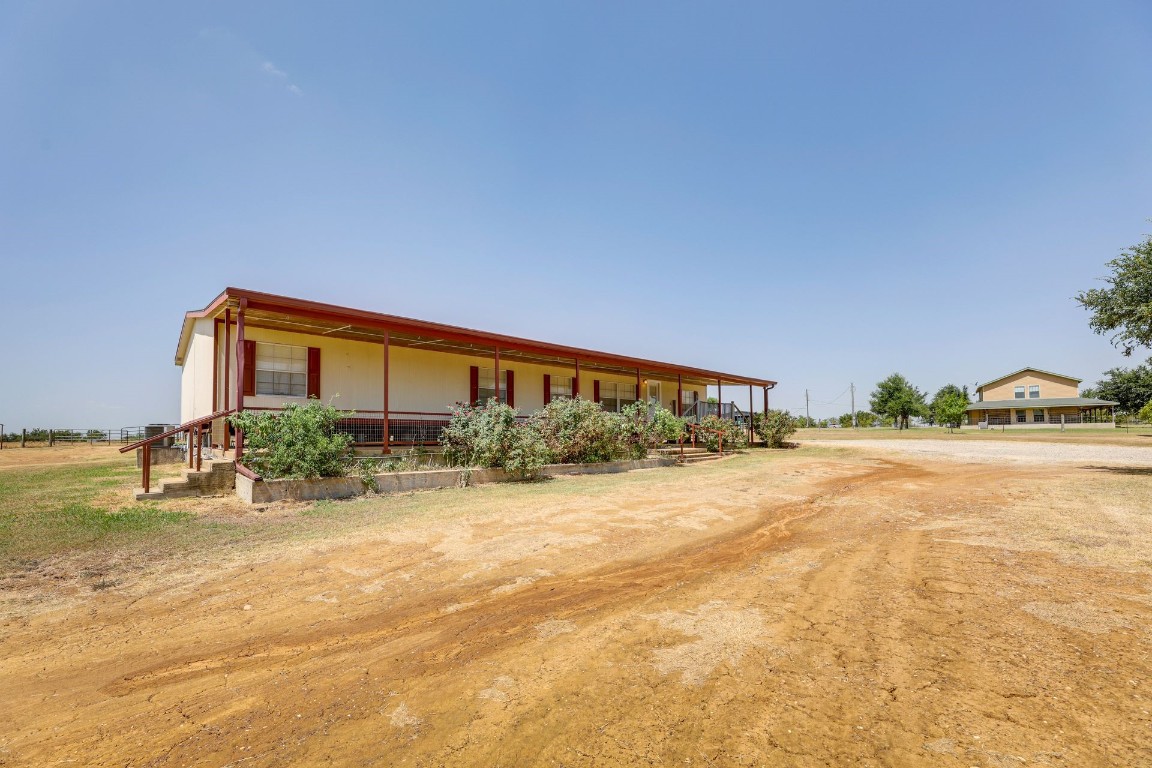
[964,367,1117,427]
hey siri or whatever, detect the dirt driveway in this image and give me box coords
[2,445,1151,766]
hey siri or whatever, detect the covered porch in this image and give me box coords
[964,397,1119,428]
[180,289,777,454]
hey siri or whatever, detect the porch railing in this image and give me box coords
[681,401,747,424]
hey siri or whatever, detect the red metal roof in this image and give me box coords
[176,287,776,387]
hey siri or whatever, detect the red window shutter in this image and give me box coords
[469,366,479,404]
[593,380,600,403]
[506,370,515,408]
[543,374,551,405]
[242,340,256,397]
[307,347,321,399]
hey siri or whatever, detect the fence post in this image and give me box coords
[49,429,54,447]
[21,429,26,447]
[1061,414,1065,433]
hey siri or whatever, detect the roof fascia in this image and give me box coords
[220,288,776,386]
[978,367,1082,390]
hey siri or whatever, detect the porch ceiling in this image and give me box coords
[179,288,774,388]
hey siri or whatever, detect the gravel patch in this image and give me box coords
[802,438,1152,466]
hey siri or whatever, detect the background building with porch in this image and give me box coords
[964,367,1117,428]
[176,288,777,453]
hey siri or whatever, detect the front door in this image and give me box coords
[647,380,661,405]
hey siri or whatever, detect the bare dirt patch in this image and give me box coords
[2,446,1151,766]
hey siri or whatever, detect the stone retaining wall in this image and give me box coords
[235,457,675,504]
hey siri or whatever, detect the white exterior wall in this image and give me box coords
[190,324,710,417]
[180,318,217,423]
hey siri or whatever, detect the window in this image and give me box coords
[1028,385,1040,398]
[550,376,573,401]
[1033,409,1045,423]
[599,382,637,412]
[1014,386,1025,399]
[477,368,509,404]
[1016,409,1027,423]
[681,390,698,406]
[255,343,307,397]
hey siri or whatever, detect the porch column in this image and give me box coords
[223,308,230,414]
[211,320,219,413]
[235,298,247,461]
[1112,406,1116,428]
[494,347,501,404]
[677,374,683,417]
[763,387,768,416]
[636,368,641,406]
[748,384,754,444]
[573,358,580,399]
[717,378,722,419]
[382,331,390,455]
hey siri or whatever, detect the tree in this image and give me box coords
[934,392,968,433]
[869,373,928,430]
[1138,399,1152,425]
[1083,363,1152,414]
[930,384,969,428]
[1076,232,1152,356]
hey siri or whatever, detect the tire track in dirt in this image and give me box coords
[104,460,928,699]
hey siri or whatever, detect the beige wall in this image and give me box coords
[180,317,216,424]
[979,371,1079,401]
[186,324,710,420]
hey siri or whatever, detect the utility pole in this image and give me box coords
[850,383,857,429]
[805,389,811,428]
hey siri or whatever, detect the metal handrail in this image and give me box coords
[122,409,235,493]
[119,409,235,453]
[679,421,725,459]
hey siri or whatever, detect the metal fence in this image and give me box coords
[0,426,177,447]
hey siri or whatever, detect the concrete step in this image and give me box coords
[135,460,236,501]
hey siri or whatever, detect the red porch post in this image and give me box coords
[677,374,683,417]
[763,386,768,416]
[235,298,247,461]
[494,347,501,404]
[211,320,219,413]
[223,308,231,449]
[573,358,580,398]
[636,368,641,406]
[748,384,754,444]
[382,331,391,455]
[717,378,722,419]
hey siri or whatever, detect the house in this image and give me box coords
[964,367,1117,428]
[175,288,777,452]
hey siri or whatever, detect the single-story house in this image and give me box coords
[176,288,777,451]
[964,367,1117,428]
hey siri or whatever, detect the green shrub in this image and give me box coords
[532,397,624,464]
[228,400,355,479]
[696,415,748,452]
[753,409,797,448]
[440,399,548,479]
[618,403,685,459]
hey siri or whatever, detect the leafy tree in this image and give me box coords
[930,384,969,428]
[1138,399,1152,425]
[1083,363,1152,414]
[837,412,854,428]
[855,411,877,428]
[933,392,968,433]
[753,409,797,448]
[869,373,928,430]
[228,400,355,479]
[1076,232,1152,356]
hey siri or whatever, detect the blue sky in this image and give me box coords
[3,1,1151,427]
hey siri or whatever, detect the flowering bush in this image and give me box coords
[697,415,748,452]
[752,409,798,448]
[532,396,624,464]
[618,402,685,459]
[227,400,355,479]
[440,399,548,479]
